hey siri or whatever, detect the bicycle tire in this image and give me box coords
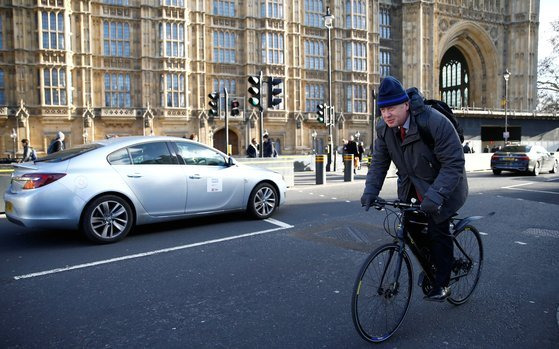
[351,243,413,343]
[447,225,484,305]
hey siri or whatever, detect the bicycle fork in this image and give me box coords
[377,227,407,298]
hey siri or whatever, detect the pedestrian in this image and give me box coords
[483,145,490,153]
[262,134,275,157]
[346,135,359,173]
[189,133,198,142]
[361,76,468,302]
[462,141,472,153]
[358,141,365,169]
[20,139,37,162]
[47,131,65,154]
[246,137,259,158]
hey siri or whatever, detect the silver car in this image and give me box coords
[4,136,287,243]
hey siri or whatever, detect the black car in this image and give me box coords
[490,145,558,176]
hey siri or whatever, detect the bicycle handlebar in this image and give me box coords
[371,199,421,210]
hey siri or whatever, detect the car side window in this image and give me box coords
[128,142,177,165]
[175,142,226,166]
[107,148,131,165]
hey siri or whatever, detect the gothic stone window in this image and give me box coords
[41,11,65,50]
[380,49,391,77]
[440,47,469,108]
[305,84,325,112]
[346,84,367,113]
[261,32,284,64]
[162,73,185,108]
[305,40,325,70]
[0,69,4,105]
[43,67,67,105]
[379,7,391,39]
[345,0,366,30]
[213,31,237,63]
[213,0,236,17]
[213,78,237,109]
[104,73,131,108]
[304,0,324,27]
[261,0,284,18]
[160,22,185,58]
[345,41,367,72]
[103,21,131,57]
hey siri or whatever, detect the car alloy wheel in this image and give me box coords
[248,183,277,219]
[82,195,133,243]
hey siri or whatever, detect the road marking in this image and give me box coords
[514,241,528,245]
[479,232,488,236]
[502,181,559,195]
[331,197,337,200]
[13,218,294,281]
[0,214,5,219]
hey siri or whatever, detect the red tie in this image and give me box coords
[400,127,406,141]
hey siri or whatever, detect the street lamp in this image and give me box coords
[311,130,317,154]
[10,128,17,160]
[503,69,510,145]
[323,6,335,171]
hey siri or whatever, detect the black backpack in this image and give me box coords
[407,88,464,148]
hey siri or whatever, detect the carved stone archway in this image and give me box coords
[437,21,499,109]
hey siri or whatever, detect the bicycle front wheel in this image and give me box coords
[447,225,484,305]
[351,243,413,343]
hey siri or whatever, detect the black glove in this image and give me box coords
[420,197,441,215]
[361,193,377,211]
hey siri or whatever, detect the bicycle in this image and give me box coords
[351,199,489,343]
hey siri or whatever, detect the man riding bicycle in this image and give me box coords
[361,76,468,301]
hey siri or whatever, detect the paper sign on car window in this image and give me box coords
[207,177,222,192]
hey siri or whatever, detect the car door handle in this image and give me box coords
[189,174,202,179]
[127,173,142,178]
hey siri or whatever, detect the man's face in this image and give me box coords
[380,102,409,128]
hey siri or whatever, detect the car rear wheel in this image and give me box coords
[81,195,134,243]
[492,169,501,175]
[550,160,558,174]
[531,161,540,176]
[247,183,277,219]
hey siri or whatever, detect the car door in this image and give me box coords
[174,141,244,214]
[110,141,187,216]
[534,146,552,171]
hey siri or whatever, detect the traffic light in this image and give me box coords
[208,92,220,117]
[267,77,282,108]
[231,99,240,116]
[317,103,326,124]
[248,75,262,109]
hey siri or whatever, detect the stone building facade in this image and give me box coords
[0,0,540,157]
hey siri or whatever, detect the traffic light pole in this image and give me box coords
[224,88,229,155]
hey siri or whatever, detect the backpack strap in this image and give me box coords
[415,108,435,149]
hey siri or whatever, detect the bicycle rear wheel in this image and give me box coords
[447,225,483,305]
[351,243,413,343]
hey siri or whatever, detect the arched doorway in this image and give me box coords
[213,128,239,155]
[440,46,470,108]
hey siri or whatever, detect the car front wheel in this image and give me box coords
[247,183,278,219]
[550,160,558,174]
[492,169,501,175]
[81,195,134,243]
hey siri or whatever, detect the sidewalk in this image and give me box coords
[293,166,369,187]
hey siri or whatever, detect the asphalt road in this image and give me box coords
[1,171,558,348]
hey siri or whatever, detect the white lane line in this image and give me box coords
[345,200,351,203]
[503,182,534,189]
[13,218,294,281]
[479,232,488,236]
[0,214,5,219]
[514,241,528,245]
[331,197,337,200]
[502,182,559,195]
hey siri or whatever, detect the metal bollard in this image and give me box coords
[315,154,326,185]
[343,154,354,182]
[367,155,372,166]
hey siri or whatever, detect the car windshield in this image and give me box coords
[36,143,104,162]
[501,145,530,153]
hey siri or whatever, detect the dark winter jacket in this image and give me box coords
[364,89,468,223]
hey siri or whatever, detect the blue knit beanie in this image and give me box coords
[377,76,409,108]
